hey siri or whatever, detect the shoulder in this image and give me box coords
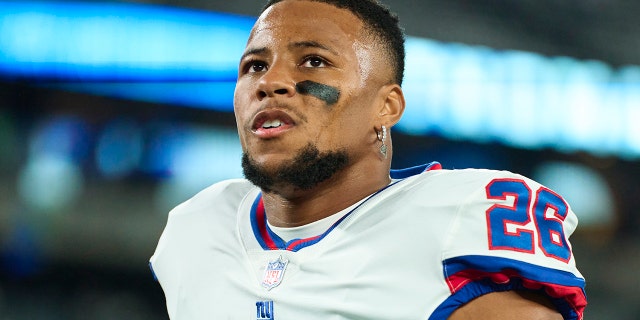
[168,178,256,219]
[384,167,553,223]
[423,168,581,262]
[186,178,255,206]
[419,169,586,319]
[153,178,256,257]
[402,167,539,203]
[413,167,531,185]
[150,178,257,281]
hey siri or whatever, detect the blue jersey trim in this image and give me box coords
[430,255,586,320]
[444,255,586,288]
[429,278,579,320]
[390,161,440,179]
[149,261,158,282]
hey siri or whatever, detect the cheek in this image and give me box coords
[233,83,254,145]
[233,82,253,120]
[325,96,374,142]
[233,81,246,109]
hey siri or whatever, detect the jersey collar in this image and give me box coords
[250,161,441,252]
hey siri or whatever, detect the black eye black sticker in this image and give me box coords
[295,80,340,106]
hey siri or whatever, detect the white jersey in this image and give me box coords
[150,162,586,320]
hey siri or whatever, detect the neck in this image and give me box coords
[261,160,391,227]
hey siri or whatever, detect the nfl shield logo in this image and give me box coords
[262,256,289,290]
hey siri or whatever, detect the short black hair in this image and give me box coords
[261,0,405,85]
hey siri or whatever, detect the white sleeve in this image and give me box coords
[149,201,187,320]
[436,171,587,320]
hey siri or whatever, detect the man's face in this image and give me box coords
[234,0,389,191]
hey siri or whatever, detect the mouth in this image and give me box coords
[251,109,296,138]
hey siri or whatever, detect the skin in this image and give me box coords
[233,1,564,319]
[449,291,564,320]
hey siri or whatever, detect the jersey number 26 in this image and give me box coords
[485,178,572,263]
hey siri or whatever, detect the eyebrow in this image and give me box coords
[240,40,340,61]
[240,47,269,61]
[289,41,339,56]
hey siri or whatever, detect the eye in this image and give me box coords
[301,56,327,68]
[243,60,268,73]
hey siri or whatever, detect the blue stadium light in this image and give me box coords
[401,37,640,158]
[0,1,254,81]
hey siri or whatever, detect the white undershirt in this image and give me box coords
[267,197,366,242]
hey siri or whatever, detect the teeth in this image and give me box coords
[262,119,283,129]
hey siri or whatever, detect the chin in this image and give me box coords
[243,143,350,193]
[250,153,291,170]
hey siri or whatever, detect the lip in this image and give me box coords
[251,109,296,138]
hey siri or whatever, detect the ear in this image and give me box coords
[376,84,405,127]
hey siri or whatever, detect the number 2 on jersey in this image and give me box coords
[485,179,572,263]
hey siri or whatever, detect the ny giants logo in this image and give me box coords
[256,301,274,320]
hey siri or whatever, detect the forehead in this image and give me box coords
[248,1,365,49]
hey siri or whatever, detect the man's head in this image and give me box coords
[234,0,406,195]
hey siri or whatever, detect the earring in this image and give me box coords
[377,125,388,158]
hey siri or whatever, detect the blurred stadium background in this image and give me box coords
[1,0,639,318]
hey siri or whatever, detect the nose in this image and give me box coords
[256,63,296,100]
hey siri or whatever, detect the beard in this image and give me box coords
[242,143,349,193]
